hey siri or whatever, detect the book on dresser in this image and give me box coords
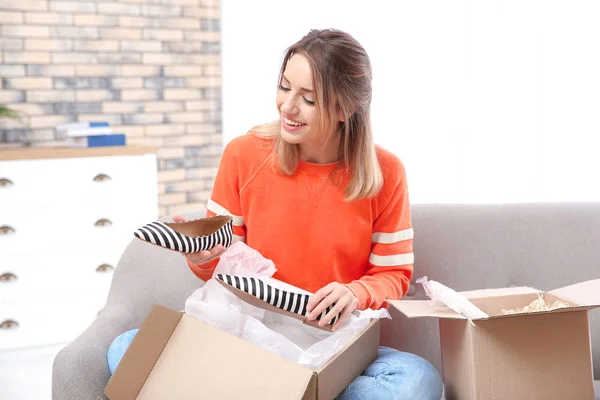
[0,146,158,352]
[55,122,112,137]
[55,121,127,148]
[66,134,127,148]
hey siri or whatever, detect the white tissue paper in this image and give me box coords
[184,241,390,369]
[416,276,489,321]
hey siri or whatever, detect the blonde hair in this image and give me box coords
[252,29,382,201]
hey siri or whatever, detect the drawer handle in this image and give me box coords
[93,173,111,182]
[0,178,14,188]
[0,320,19,330]
[0,273,17,282]
[96,264,114,273]
[0,225,16,236]
[95,219,112,228]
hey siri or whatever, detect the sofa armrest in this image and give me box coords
[52,234,203,399]
[52,305,137,400]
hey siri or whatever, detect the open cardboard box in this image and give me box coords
[102,304,380,400]
[388,279,600,400]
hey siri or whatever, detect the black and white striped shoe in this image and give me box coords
[134,215,233,253]
[215,273,340,330]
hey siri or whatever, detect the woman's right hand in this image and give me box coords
[172,214,227,265]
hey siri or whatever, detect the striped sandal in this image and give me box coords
[215,273,340,331]
[134,215,233,253]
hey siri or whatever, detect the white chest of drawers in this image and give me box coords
[0,146,158,351]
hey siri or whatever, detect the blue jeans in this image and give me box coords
[108,329,443,400]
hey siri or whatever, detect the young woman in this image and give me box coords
[109,29,443,399]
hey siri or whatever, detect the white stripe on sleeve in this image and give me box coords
[369,253,414,267]
[233,234,245,243]
[207,199,245,227]
[372,228,414,244]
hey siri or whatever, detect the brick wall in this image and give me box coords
[0,0,222,217]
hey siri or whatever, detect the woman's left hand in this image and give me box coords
[306,282,359,331]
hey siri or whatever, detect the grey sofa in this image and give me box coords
[52,203,600,399]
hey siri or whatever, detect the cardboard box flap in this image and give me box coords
[465,292,600,320]
[134,313,316,400]
[386,300,466,319]
[315,320,380,399]
[549,279,600,306]
[460,286,541,299]
[105,304,183,400]
[480,304,600,321]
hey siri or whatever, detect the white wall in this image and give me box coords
[221,0,600,204]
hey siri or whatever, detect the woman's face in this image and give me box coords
[276,53,322,146]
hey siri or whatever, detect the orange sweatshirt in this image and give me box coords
[188,134,414,310]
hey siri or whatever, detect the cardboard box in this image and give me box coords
[103,305,380,400]
[388,279,600,400]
